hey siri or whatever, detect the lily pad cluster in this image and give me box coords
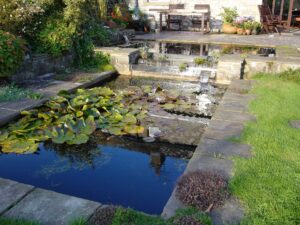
[0,87,147,154]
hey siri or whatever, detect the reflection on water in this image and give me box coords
[0,137,190,214]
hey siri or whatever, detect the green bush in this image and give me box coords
[0,30,25,77]
[37,13,75,57]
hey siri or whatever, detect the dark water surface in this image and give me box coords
[0,139,189,214]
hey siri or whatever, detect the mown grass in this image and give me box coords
[0,85,42,103]
[230,72,300,225]
[0,218,39,225]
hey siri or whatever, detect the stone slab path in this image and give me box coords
[162,79,256,225]
[0,178,101,225]
[134,32,300,49]
[0,71,116,127]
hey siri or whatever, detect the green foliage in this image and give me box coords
[0,30,25,77]
[110,207,212,225]
[0,85,42,103]
[0,87,146,154]
[194,57,208,65]
[230,73,300,224]
[37,13,75,57]
[0,217,40,225]
[277,68,300,84]
[220,7,238,24]
[179,63,188,72]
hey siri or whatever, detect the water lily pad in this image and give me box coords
[124,125,144,134]
[1,139,39,154]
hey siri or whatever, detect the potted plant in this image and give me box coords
[234,17,245,35]
[251,21,262,35]
[243,21,253,35]
[220,7,238,34]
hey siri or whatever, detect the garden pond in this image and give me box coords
[0,75,226,214]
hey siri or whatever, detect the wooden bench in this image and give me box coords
[192,4,211,32]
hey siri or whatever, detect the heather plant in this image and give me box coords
[176,170,229,211]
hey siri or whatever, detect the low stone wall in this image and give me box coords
[216,55,243,84]
[244,56,300,79]
[12,53,74,83]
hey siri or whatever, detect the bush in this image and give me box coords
[277,69,300,84]
[176,170,229,211]
[0,30,26,77]
[37,13,75,57]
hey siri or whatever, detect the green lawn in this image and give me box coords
[0,85,42,103]
[230,73,300,225]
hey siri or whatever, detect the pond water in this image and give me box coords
[0,135,190,214]
[0,75,222,214]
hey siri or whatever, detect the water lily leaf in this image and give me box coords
[141,85,152,94]
[58,90,70,98]
[77,116,96,135]
[67,134,89,145]
[108,112,123,124]
[123,113,137,124]
[124,125,144,134]
[107,127,124,135]
[47,126,75,144]
[86,108,101,118]
[1,139,39,154]
[0,132,8,142]
[161,103,175,110]
[76,111,84,117]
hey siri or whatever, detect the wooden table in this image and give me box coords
[159,11,206,34]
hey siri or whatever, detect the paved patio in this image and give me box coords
[133,32,300,48]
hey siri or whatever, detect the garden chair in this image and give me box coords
[191,4,211,33]
[167,4,185,31]
[258,5,287,33]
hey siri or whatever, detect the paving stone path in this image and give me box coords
[289,120,300,129]
[162,79,256,225]
[0,178,101,225]
[0,71,116,127]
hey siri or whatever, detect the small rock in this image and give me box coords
[289,120,300,129]
[148,127,163,137]
[143,137,156,143]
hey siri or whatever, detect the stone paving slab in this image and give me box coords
[217,101,249,113]
[222,92,256,102]
[0,109,20,127]
[0,99,47,112]
[195,138,251,158]
[0,178,34,215]
[289,120,300,129]
[36,81,81,95]
[213,109,256,123]
[185,156,233,179]
[4,188,101,225]
[210,197,244,225]
[162,189,185,218]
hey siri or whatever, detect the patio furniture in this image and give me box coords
[191,4,211,32]
[258,5,287,33]
[167,4,185,31]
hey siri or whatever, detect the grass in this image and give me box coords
[0,218,39,225]
[230,72,300,225]
[0,85,42,103]
[110,207,211,225]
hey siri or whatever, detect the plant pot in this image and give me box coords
[245,29,251,35]
[222,23,237,34]
[252,29,258,35]
[237,28,244,35]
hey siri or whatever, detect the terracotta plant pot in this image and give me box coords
[252,29,258,35]
[237,28,244,35]
[222,23,237,34]
[245,29,252,35]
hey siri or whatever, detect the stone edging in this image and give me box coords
[162,80,256,225]
[0,71,117,128]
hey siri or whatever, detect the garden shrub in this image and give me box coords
[277,68,300,84]
[37,13,75,57]
[0,30,25,77]
[176,170,229,211]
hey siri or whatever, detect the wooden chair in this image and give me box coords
[258,5,287,33]
[192,4,211,32]
[167,4,185,31]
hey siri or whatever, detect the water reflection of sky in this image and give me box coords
[0,142,188,214]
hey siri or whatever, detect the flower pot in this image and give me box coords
[252,29,258,35]
[237,28,244,35]
[245,29,251,35]
[222,23,237,34]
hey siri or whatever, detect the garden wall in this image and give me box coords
[130,0,263,29]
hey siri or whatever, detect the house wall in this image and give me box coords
[130,0,263,29]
